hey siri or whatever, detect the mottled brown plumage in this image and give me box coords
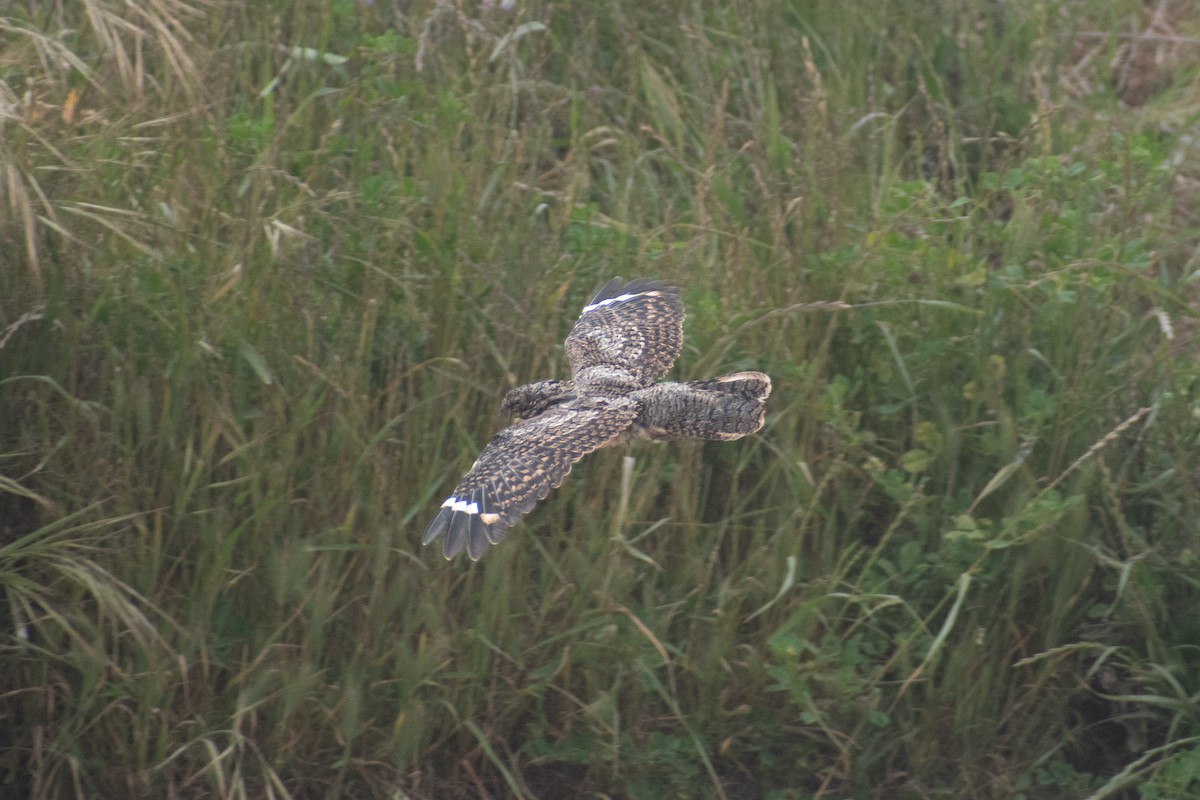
[422,277,771,560]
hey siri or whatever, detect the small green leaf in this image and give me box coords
[902,448,933,473]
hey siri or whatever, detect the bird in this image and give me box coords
[422,277,771,560]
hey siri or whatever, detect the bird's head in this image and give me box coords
[501,380,575,420]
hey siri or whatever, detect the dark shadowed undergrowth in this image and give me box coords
[2,0,1199,798]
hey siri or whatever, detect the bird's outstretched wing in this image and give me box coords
[564,277,684,386]
[422,398,638,560]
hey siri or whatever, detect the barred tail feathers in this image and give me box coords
[632,371,771,441]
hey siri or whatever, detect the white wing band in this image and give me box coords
[442,496,480,515]
[582,290,660,315]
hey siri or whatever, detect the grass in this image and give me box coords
[2,0,1200,797]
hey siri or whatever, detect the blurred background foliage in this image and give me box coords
[2,0,1200,797]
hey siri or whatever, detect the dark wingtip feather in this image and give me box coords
[465,488,493,560]
[422,506,452,546]
[586,276,625,305]
[443,509,470,559]
[614,277,676,297]
[466,523,489,560]
[422,488,511,560]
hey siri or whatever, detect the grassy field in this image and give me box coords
[2,0,1200,797]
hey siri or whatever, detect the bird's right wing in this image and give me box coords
[422,398,638,560]
[564,277,684,386]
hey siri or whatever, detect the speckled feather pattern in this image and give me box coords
[423,278,771,560]
[631,372,772,441]
[422,398,638,559]
[566,277,684,393]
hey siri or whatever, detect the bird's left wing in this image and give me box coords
[422,398,639,560]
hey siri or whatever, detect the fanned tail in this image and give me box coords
[633,371,771,441]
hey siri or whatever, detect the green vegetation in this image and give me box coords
[3,0,1199,797]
